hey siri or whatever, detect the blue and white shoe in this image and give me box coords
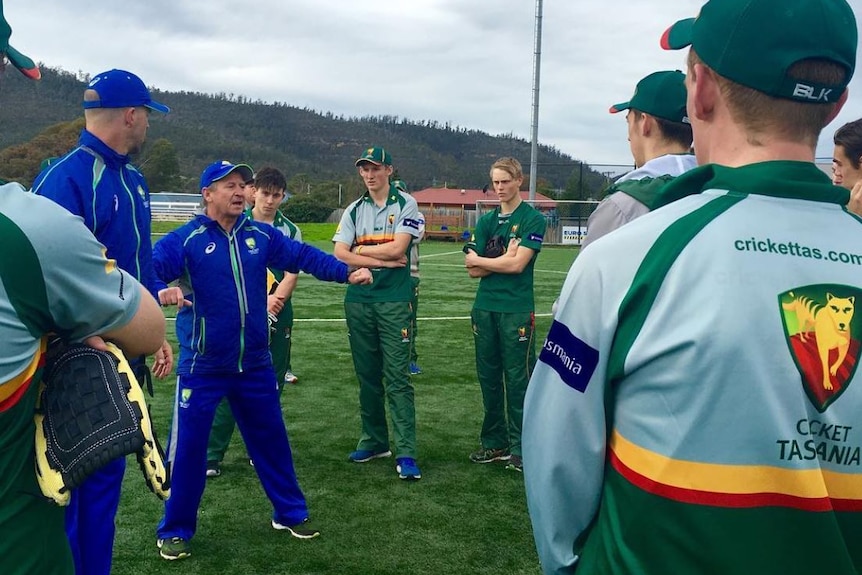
[409,362,422,375]
[348,448,392,463]
[396,457,422,481]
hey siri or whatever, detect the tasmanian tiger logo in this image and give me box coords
[782,292,855,390]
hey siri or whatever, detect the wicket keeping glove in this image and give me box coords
[34,341,170,505]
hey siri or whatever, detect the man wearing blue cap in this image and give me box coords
[524,0,861,573]
[205,166,304,478]
[152,161,372,560]
[0,12,167,575]
[581,70,696,249]
[32,68,173,575]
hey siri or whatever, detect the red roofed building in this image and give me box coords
[411,187,557,240]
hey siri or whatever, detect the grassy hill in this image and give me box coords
[0,67,607,195]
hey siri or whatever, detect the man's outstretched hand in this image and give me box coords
[348,268,374,285]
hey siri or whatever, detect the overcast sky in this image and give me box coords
[7,0,862,169]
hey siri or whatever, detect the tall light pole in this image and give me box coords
[529,0,544,201]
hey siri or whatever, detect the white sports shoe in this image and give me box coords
[284,371,298,384]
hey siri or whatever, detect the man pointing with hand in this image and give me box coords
[152,160,371,560]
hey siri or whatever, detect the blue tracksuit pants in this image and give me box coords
[65,357,149,575]
[157,366,308,542]
[65,457,124,575]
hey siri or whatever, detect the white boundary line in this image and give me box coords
[166,313,553,323]
[417,250,570,275]
[418,250,464,259]
[420,262,568,275]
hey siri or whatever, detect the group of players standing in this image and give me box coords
[4,56,549,569]
[9,0,862,573]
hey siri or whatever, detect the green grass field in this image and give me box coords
[113,225,577,575]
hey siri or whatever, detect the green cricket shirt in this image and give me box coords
[333,187,421,303]
[467,201,546,313]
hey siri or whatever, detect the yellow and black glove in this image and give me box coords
[34,341,170,505]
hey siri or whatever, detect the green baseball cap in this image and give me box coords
[391,179,408,193]
[0,4,40,80]
[355,147,392,167]
[660,0,856,104]
[609,70,688,123]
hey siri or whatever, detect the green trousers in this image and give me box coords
[471,308,536,457]
[5,390,72,575]
[206,299,293,464]
[345,300,416,459]
[410,276,420,364]
[7,463,71,574]
[270,299,294,383]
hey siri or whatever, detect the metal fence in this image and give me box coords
[475,199,599,246]
[151,161,837,225]
[151,192,199,221]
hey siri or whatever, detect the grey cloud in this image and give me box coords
[6,0,862,166]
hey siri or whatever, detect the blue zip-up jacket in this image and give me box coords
[154,212,350,375]
[32,130,155,294]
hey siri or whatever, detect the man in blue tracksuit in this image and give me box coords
[31,68,173,575]
[152,160,372,560]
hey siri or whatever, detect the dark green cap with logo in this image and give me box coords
[355,147,392,167]
[609,70,688,123]
[660,0,856,104]
[0,4,40,80]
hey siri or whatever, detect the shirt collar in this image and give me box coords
[655,161,849,209]
[78,129,130,169]
[361,187,399,206]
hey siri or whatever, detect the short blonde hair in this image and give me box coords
[489,157,523,180]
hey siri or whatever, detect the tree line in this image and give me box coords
[0,66,615,221]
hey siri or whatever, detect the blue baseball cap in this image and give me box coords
[199,161,254,190]
[82,69,170,113]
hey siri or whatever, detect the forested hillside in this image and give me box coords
[0,66,609,203]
